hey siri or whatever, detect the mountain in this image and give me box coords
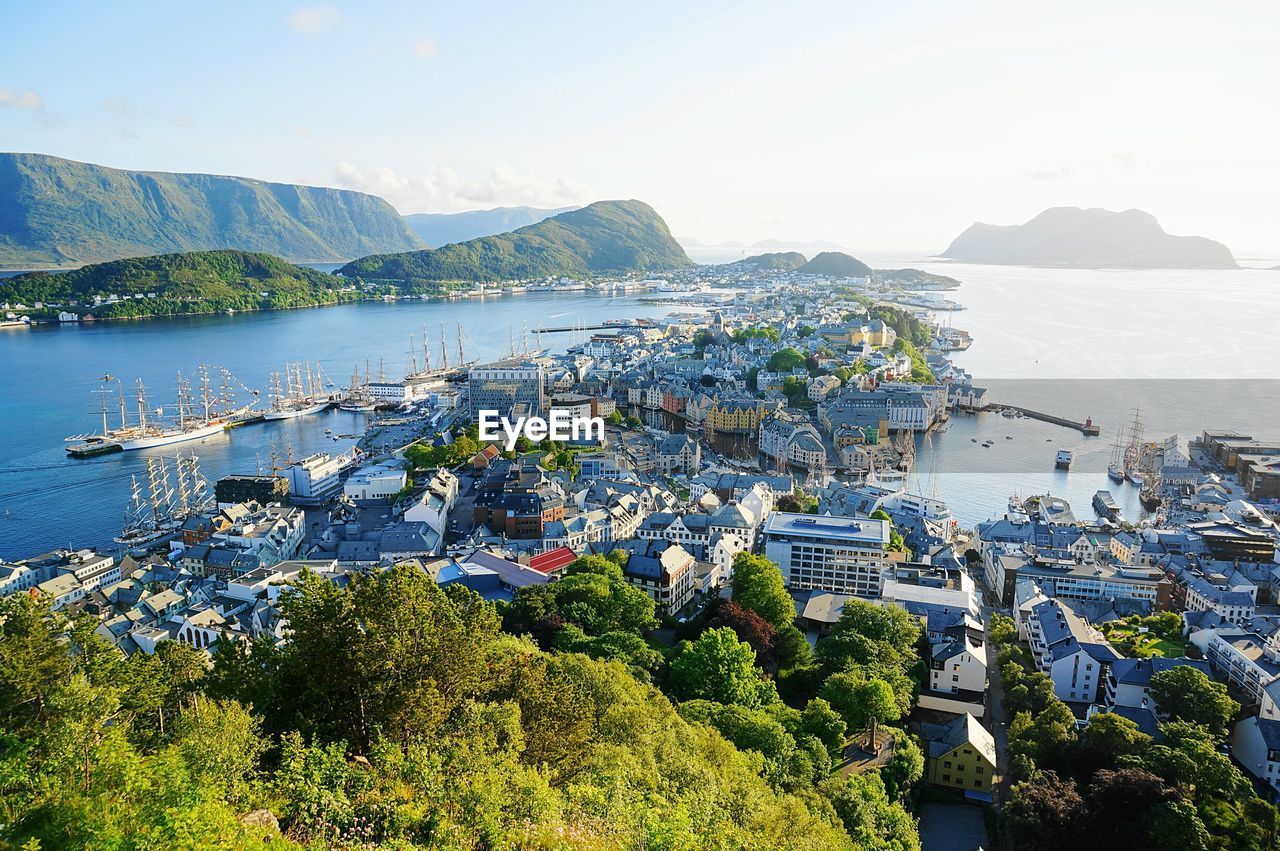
[403,206,577,247]
[798,251,873,277]
[340,200,691,284]
[726,252,808,271]
[0,153,425,268]
[941,207,1238,269]
[0,250,352,318]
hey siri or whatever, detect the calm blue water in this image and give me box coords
[3,261,1279,555]
[0,292,677,557]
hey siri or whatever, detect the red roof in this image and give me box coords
[529,546,577,575]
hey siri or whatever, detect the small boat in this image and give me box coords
[1006,435,1014,440]
[1107,463,1126,483]
[1093,489,1121,520]
[971,438,978,443]
[1127,469,1145,486]
[1055,449,1072,470]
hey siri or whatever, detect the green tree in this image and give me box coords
[800,697,848,759]
[731,553,796,631]
[820,671,900,732]
[669,628,776,708]
[1148,666,1238,735]
[881,730,924,800]
[823,771,921,851]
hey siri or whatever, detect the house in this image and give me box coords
[923,713,997,799]
[1105,656,1213,717]
[920,621,989,717]
[655,434,701,476]
[1027,598,1122,705]
[621,542,698,615]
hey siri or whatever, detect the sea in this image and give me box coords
[1,256,1278,556]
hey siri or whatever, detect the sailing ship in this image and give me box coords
[263,361,332,420]
[339,361,377,412]
[115,451,213,547]
[66,367,244,455]
[1124,408,1147,485]
[1107,420,1129,483]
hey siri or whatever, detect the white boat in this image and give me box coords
[116,419,225,450]
[1108,463,1126,483]
[339,401,376,412]
[1127,469,1146,486]
[262,400,330,420]
[1055,450,1072,470]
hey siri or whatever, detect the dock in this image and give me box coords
[989,405,1101,436]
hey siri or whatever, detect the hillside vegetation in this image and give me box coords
[0,153,424,267]
[340,200,691,285]
[0,250,353,318]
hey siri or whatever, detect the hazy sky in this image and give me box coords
[2,2,1277,251]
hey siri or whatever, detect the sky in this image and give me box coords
[2,1,1277,252]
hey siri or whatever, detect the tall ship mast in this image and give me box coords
[262,360,332,420]
[1107,421,1129,483]
[1124,408,1147,486]
[116,450,215,548]
[66,370,234,455]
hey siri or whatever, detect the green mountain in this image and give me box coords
[0,250,353,318]
[340,200,691,284]
[798,251,873,277]
[941,207,1238,268]
[403,205,577,247]
[0,153,425,268]
[726,251,808,270]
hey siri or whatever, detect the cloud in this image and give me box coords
[287,5,340,34]
[333,161,593,213]
[0,87,44,111]
[413,36,439,60]
[1026,165,1075,180]
[171,114,194,128]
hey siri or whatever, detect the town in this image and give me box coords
[5,259,1280,849]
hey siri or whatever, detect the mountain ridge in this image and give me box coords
[340,200,691,284]
[941,206,1237,269]
[402,206,577,247]
[0,153,425,267]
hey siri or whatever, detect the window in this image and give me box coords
[975,779,983,788]
[943,760,952,768]
[976,766,984,775]
[942,774,951,782]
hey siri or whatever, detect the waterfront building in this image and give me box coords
[284,450,360,506]
[215,475,289,509]
[704,397,781,434]
[343,463,409,501]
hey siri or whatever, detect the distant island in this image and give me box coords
[403,206,577,248]
[340,200,691,285]
[725,252,808,271]
[0,153,424,268]
[941,207,1237,269]
[0,250,356,319]
[798,251,873,277]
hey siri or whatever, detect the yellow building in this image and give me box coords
[924,713,996,797]
[822,319,897,349]
[705,398,781,434]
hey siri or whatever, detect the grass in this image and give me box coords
[1099,622,1191,658]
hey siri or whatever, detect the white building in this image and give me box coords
[285,449,359,505]
[1026,598,1122,704]
[343,463,408,501]
[763,512,890,597]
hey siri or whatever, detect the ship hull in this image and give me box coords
[116,420,226,450]
[262,401,330,420]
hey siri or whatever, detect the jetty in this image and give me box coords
[989,405,1101,436]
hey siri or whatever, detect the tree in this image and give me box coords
[820,671,900,732]
[730,553,796,631]
[606,409,623,426]
[0,594,72,738]
[767,347,807,373]
[669,628,776,708]
[1006,771,1084,851]
[1076,711,1151,775]
[776,490,818,514]
[1148,666,1238,735]
[823,771,921,851]
[703,598,778,671]
[799,697,847,759]
[563,553,623,581]
[987,612,1017,646]
[1083,768,1188,849]
[880,730,924,800]
[173,696,265,808]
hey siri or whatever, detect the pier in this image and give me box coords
[989,405,1101,436]
[532,322,641,333]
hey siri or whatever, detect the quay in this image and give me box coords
[533,322,641,333]
[985,405,1101,436]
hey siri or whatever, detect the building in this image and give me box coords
[923,713,996,798]
[468,361,546,421]
[704,397,781,434]
[759,416,828,469]
[367,376,435,405]
[763,512,890,597]
[343,463,408,501]
[1104,656,1213,717]
[1026,598,1122,704]
[655,434,701,476]
[214,474,289,508]
[285,450,359,506]
[622,542,698,615]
